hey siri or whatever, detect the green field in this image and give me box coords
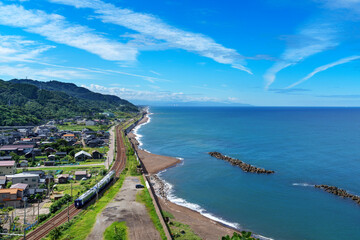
[56,123,111,132]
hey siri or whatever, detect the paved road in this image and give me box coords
[19,163,104,170]
[87,176,161,240]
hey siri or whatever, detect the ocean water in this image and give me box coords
[136,107,360,240]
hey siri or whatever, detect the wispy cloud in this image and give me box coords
[0,34,54,62]
[269,88,311,94]
[83,84,244,104]
[264,21,338,89]
[0,2,138,61]
[286,55,360,89]
[0,64,89,80]
[49,0,252,74]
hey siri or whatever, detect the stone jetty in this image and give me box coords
[208,152,275,174]
[315,185,360,206]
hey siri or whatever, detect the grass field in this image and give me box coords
[56,124,111,132]
[103,221,128,240]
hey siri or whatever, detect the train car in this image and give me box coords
[74,170,115,208]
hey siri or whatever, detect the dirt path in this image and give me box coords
[86,176,161,240]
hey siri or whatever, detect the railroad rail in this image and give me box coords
[110,125,127,177]
[20,125,127,240]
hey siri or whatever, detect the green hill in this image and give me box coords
[0,79,138,126]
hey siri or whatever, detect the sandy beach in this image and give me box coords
[127,113,238,240]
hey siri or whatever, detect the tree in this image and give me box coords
[9,152,20,163]
[49,226,62,240]
[5,181,12,189]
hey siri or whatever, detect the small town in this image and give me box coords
[0,114,141,239]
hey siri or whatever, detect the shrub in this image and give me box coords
[221,232,259,240]
[50,194,72,214]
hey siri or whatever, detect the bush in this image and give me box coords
[38,213,51,223]
[222,232,259,240]
[50,194,72,214]
[104,221,127,240]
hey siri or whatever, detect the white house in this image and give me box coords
[85,120,95,126]
[74,150,92,161]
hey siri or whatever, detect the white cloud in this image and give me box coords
[286,55,360,89]
[83,84,225,103]
[0,2,138,61]
[0,34,54,62]
[0,64,89,80]
[49,0,252,74]
[264,22,338,89]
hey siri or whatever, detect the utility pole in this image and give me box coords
[67,200,69,223]
[37,199,39,224]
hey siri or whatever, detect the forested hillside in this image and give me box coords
[0,79,138,126]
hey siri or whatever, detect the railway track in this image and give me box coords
[23,205,81,240]
[111,126,127,177]
[21,125,127,240]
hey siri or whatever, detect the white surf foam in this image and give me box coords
[292,183,314,187]
[133,110,152,148]
[156,171,240,230]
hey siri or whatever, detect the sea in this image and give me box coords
[134,107,360,240]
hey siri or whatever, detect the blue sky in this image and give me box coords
[1,0,360,106]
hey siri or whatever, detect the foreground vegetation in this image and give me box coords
[103,222,128,240]
[161,211,201,240]
[222,232,260,240]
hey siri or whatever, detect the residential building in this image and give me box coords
[0,144,34,155]
[57,174,69,184]
[74,151,92,161]
[62,133,76,142]
[75,171,89,180]
[92,150,103,159]
[0,161,16,176]
[0,176,6,188]
[0,156,12,161]
[6,173,40,189]
[10,183,29,196]
[0,188,23,208]
[55,152,67,158]
[85,120,95,126]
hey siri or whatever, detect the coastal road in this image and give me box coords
[86,176,161,240]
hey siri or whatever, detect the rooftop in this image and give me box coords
[75,171,87,175]
[63,134,75,137]
[0,144,34,151]
[0,161,15,167]
[0,188,23,194]
[10,183,28,190]
[75,150,91,158]
[7,173,40,178]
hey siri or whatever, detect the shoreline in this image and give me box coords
[127,110,244,239]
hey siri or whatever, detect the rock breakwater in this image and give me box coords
[315,185,360,206]
[208,152,275,174]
